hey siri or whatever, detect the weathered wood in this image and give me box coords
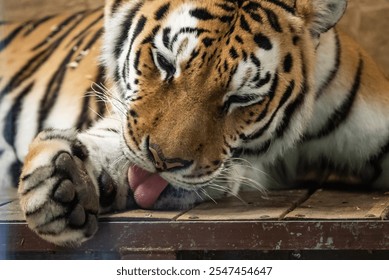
[285,188,389,220]
[1,188,389,259]
[177,190,309,221]
[0,200,24,222]
[120,251,177,260]
[0,200,25,222]
[101,209,186,221]
[1,220,389,255]
[0,187,18,206]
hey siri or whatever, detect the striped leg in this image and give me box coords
[18,118,130,246]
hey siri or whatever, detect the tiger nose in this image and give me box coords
[147,141,192,172]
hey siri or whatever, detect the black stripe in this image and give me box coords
[114,2,143,59]
[67,12,104,47]
[162,27,171,49]
[0,12,88,103]
[275,84,306,138]
[202,37,215,47]
[67,26,103,68]
[190,8,215,20]
[169,27,209,50]
[20,165,57,196]
[185,49,200,70]
[122,16,147,82]
[0,21,30,52]
[155,3,171,20]
[240,15,252,33]
[235,139,272,157]
[249,12,263,23]
[256,72,271,88]
[216,3,235,12]
[316,31,341,99]
[250,53,261,67]
[224,65,237,89]
[242,1,261,12]
[235,35,243,44]
[82,27,103,52]
[264,0,295,14]
[219,15,235,23]
[76,85,94,130]
[243,80,294,142]
[3,82,34,149]
[38,36,87,132]
[275,51,308,139]
[141,25,161,45]
[229,47,239,59]
[283,53,293,73]
[254,74,279,122]
[32,11,86,51]
[111,0,123,14]
[133,49,142,75]
[254,33,272,50]
[23,15,55,37]
[305,57,364,141]
[263,8,283,32]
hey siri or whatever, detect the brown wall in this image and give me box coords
[338,0,389,75]
[1,0,389,74]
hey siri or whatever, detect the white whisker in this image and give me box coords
[199,188,217,204]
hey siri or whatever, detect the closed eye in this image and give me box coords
[154,52,176,80]
[223,94,261,113]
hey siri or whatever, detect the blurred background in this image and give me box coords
[1,0,389,75]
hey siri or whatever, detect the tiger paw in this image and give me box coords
[18,129,99,246]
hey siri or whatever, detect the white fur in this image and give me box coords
[102,1,143,81]
[314,30,338,92]
[226,42,280,112]
[153,3,199,79]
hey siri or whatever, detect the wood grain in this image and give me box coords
[101,209,186,221]
[285,188,389,220]
[0,187,18,206]
[177,190,310,221]
[0,200,24,221]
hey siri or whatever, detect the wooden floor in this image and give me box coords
[1,186,389,259]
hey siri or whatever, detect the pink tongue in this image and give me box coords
[128,166,169,209]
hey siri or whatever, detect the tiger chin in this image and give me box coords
[1,0,388,246]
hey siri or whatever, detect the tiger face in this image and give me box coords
[102,0,347,197]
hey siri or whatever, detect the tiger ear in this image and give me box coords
[295,0,347,36]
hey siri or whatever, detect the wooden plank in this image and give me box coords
[177,189,310,221]
[285,188,389,220]
[0,187,18,206]
[101,209,186,221]
[0,200,24,222]
[2,221,389,254]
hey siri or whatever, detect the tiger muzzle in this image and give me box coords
[147,141,192,172]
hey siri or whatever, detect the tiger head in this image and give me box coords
[102,0,347,208]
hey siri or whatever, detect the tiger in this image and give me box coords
[1,0,389,246]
